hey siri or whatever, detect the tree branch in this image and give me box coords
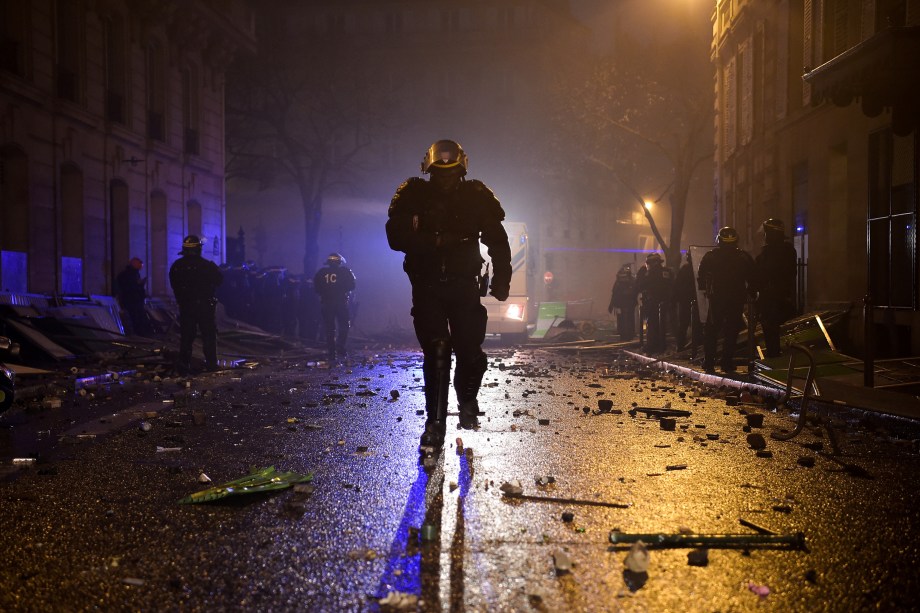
[587,155,669,254]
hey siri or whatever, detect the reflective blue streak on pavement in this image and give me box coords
[456,451,496,604]
[374,465,428,599]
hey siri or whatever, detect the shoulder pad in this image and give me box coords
[393,177,426,197]
[403,176,426,188]
[390,177,428,211]
[461,180,505,218]
[461,179,493,195]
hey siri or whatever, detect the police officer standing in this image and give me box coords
[755,218,798,358]
[115,257,153,336]
[697,227,755,373]
[169,235,223,375]
[386,139,512,450]
[608,264,637,341]
[674,252,697,351]
[636,252,673,354]
[313,253,356,362]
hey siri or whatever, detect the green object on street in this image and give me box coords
[178,466,313,504]
[531,302,567,339]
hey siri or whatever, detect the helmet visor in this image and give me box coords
[421,140,468,174]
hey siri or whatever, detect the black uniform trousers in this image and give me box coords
[616,307,635,341]
[178,299,218,372]
[644,301,667,353]
[320,300,350,358]
[758,297,793,358]
[410,277,488,406]
[676,300,693,349]
[703,297,744,371]
[123,299,154,337]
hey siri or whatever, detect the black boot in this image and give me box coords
[454,352,487,429]
[420,419,446,449]
[458,400,480,429]
[420,353,448,449]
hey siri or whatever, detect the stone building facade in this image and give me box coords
[0,0,254,299]
[712,0,920,356]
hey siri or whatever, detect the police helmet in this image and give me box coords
[326,252,346,267]
[179,234,202,254]
[716,226,739,246]
[421,140,468,175]
[646,252,663,264]
[762,218,785,234]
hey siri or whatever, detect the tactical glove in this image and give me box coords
[489,283,510,301]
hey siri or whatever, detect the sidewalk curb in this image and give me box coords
[623,350,785,398]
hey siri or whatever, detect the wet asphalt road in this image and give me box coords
[1,345,919,612]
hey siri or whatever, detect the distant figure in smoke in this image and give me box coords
[115,257,153,337]
[313,253,356,362]
[169,235,224,375]
[674,252,697,351]
[608,264,637,341]
[755,218,798,358]
[636,252,673,354]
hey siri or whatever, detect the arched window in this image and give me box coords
[181,64,200,155]
[55,0,84,103]
[109,179,130,288]
[146,40,166,141]
[0,145,29,292]
[104,13,127,124]
[150,191,168,296]
[0,0,30,77]
[60,164,84,293]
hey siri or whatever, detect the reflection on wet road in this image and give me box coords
[1,346,919,611]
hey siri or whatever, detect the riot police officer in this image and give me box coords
[636,252,673,354]
[169,235,223,374]
[697,226,755,373]
[674,252,697,351]
[313,252,356,362]
[755,218,798,357]
[386,139,512,450]
[608,264,637,341]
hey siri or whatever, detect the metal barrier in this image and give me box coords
[770,343,819,441]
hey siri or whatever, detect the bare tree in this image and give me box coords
[550,34,713,270]
[225,6,378,273]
